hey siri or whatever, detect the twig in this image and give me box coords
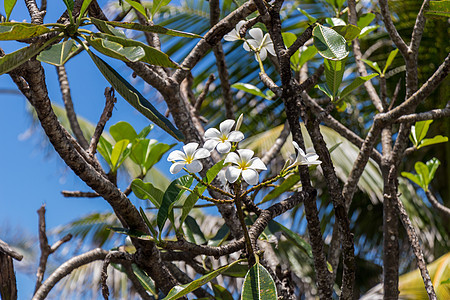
[88,87,116,156]
[394,105,450,123]
[410,0,431,55]
[61,191,100,198]
[425,190,450,218]
[378,0,409,57]
[388,77,402,111]
[286,25,314,58]
[34,205,73,294]
[194,74,215,111]
[234,184,255,265]
[261,121,290,165]
[56,65,90,149]
[100,250,135,300]
[393,193,437,300]
[0,239,23,261]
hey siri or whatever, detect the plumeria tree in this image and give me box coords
[1,0,450,299]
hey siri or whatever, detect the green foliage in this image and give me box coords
[324,58,346,99]
[339,74,378,99]
[36,40,79,66]
[183,215,206,244]
[232,82,274,100]
[401,158,441,191]
[0,23,51,40]
[410,120,449,149]
[162,259,246,300]
[123,0,148,20]
[241,262,277,300]
[4,0,18,21]
[425,0,450,18]
[332,24,361,42]
[313,24,349,60]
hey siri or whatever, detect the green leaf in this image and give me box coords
[426,0,450,18]
[123,0,148,20]
[332,24,361,41]
[86,35,145,62]
[298,46,318,68]
[184,215,207,244]
[340,74,378,99]
[162,259,246,300]
[90,18,201,38]
[0,23,51,40]
[297,8,317,23]
[212,283,234,300]
[157,176,193,235]
[231,83,268,99]
[110,139,131,172]
[179,160,225,229]
[139,207,158,239]
[4,0,18,21]
[313,24,349,61]
[151,0,171,18]
[130,139,174,174]
[137,124,153,139]
[86,51,184,141]
[282,32,300,70]
[326,18,346,27]
[316,83,333,99]
[132,179,164,207]
[36,40,79,66]
[207,224,230,247]
[410,120,433,146]
[357,13,375,29]
[383,49,399,75]
[417,135,448,149]
[131,264,157,295]
[108,226,153,240]
[62,0,74,13]
[359,25,378,39]
[426,158,441,183]
[361,59,382,74]
[96,136,113,167]
[401,172,423,188]
[262,173,300,204]
[241,262,277,300]
[415,161,430,190]
[440,278,450,285]
[110,121,138,142]
[324,58,346,98]
[79,0,93,19]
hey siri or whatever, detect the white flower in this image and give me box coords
[224,20,246,42]
[167,143,210,174]
[204,120,245,153]
[290,141,322,167]
[224,149,267,185]
[243,28,276,61]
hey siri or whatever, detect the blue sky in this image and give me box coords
[1,1,184,298]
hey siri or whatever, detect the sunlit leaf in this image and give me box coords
[132,179,164,207]
[361,59,382,74]
[0,22,50,40]
[313,24,349,60]
[232,82,268,99]
[184,215,206,244]
[4,0,18,21]
[110,121,138,142]
[110,139,131,172]
[124,0,148,20]
[425,0,450,18]
[383,49,399,75]
[241,262,277,300]
[417,135,448,149]
[324,58,346,98]
[36,40,79,66]
[332,24,361,41]
[340,74,378,99]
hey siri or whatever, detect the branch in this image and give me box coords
[394,104,450,123]
[25,0,44,24]
[393,193,437,300]
[378,0,409,57]
[56,65,90,149]
[88,87,116,156]
[33,248,109,300]
[122,263,154,300]
[286,25,314,58]
[410,0,431,54]
[194,74,215,112]
[101,251,133,300]
[425,190,450,218]
[261,121,290,165]
[61,190,100,198]
[0,240,23,261]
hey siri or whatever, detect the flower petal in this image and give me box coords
[204,128,221,139]
[224,152,240,164]
[167,150,186,162]
[170,162,185,174]
[243,42,251,52]
[186,160,203,173]
[228,131,244,142]
[220,119,235,135]
[265,42,276,56]
[216,141,232,154]
[248,157,267,170]
[242,169,259,185]
[224,29,238,41]
[235,20,246,32]
[183,143,199,157]
[259,47,267,61]
[237,149,254,163]
[203,139,219,152]
[193,148,210,159]
[225,166,241,183]
[249,28,263,43]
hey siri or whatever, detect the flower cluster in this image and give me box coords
[223,22,275,62]
[167,118,322,186]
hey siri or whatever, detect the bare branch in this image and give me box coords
[410,1,431,54]
[61,190,100,198]
[0,240,23,261]
[426,190,450,218]
[378,0,410,57]
[394,104,450,123]
[88,88,116,156]
[394,193,437,300]
[56,65,90,149]
[261,121,290,165]
[194,74,215,112]
[25,0,44,24]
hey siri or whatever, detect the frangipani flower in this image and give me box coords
[224,149,267,185]
[243,28,276,61]
[290,141,322,167]
[204,120,244,153]
[167,143,210,174]
[224,20,246,42]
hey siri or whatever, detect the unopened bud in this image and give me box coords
[235,113,244,131]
